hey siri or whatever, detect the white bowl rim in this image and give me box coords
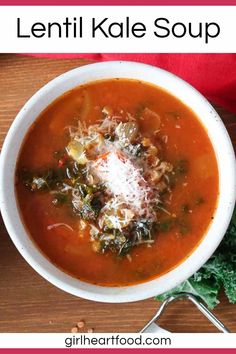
[0,60,235,303]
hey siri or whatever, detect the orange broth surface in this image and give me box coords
[15,79,219,286]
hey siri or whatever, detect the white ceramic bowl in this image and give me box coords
[0,61,235,303]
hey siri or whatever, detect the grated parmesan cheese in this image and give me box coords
[47,223,74,232]
[91,152,155,219]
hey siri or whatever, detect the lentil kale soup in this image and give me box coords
[15,79,219,286]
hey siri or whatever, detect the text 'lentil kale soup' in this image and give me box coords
[15,79,219,286]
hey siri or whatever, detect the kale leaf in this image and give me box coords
[155,206,236,309]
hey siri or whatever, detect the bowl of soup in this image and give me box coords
[0,61,235,302]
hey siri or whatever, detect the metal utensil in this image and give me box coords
[140,292,230,333]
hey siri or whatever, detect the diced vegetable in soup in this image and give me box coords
[15,79,219,286]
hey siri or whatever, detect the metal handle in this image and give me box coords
[140,292,230,333]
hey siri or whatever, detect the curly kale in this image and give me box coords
[155,207,236,309]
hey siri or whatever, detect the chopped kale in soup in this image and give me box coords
[15,79,219,286]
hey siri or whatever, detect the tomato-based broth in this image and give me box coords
[15,79,219,286]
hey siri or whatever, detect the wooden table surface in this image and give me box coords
[0,54,235,333]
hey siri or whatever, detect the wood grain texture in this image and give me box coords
[0,54,235,333]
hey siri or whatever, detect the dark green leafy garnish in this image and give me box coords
[20,159,104,220]
[90,220,157,257]
[52,193,68,206]
[20,168,67,191]
[175,159,189,175]
[158,219,173,232]
[156,207,236,309]
[132,220,153,241]
[177,218,191,235]
[91,229,131,256]
[118,239,133,256]
[19,110,176,258]
[31,177,48,191]
[75,183,93,198]
[79,202,98,221]
[75,193,103,221]
[90,196,103,214]
[181,204,190,213]
[124,143,143,157]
